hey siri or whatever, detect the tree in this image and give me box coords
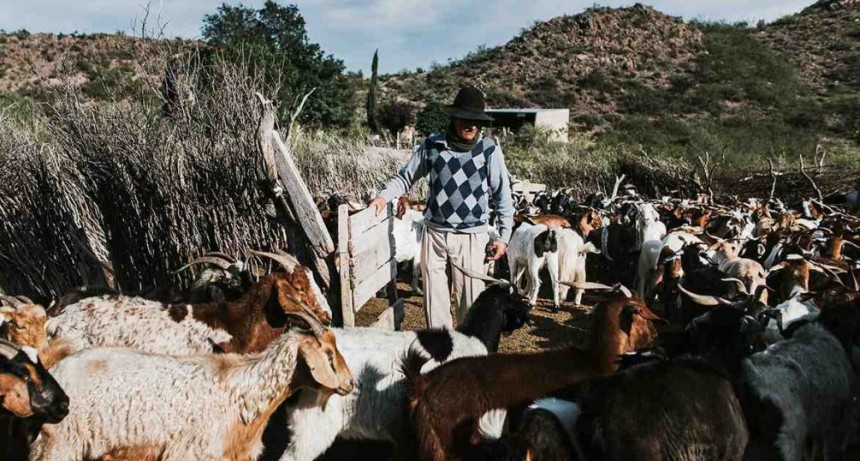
[366,50,379,132]
[378,100,415,135]
[416,101,449,136]
[202,2,356,127]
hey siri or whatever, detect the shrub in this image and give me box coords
[416,101,449,136]
[377,100,416,135]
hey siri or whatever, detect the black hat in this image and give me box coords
[445,86,494,122]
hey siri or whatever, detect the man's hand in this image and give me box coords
[368,196,387,215]
[485,240,508,261]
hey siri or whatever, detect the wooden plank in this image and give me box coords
[350,241,393,283]
[353,261,397,310]
[372,298,405,331]
[350,218,393,256]
[337,204,355,327]
[271,130,335,287]
[350,203,391,236]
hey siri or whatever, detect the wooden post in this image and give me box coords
[338,204,355,327]
[255,93,336,289]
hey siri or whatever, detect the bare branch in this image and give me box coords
[767,157,778,202]
[287,88,317,143]
[696,152,717,204]
[814,143,826,171]
[799,155,824,202]
[609,174,626,201]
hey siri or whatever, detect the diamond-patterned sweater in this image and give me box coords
[379,133,514,243]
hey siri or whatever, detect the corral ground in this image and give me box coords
[357,281,595,352]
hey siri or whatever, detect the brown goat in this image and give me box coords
[527,215,572,230]
[575,209,602,237]
[404,293,661,461]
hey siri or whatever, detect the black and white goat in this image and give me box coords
[508,223,560,310]
[275,277,532,461]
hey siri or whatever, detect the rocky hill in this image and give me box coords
[382,5,702,117]
[379,2,860,163]
[759,0,860,95]
[0,31,190,101]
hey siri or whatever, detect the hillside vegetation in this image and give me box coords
[1,1,859,175]
[381,2,860,168]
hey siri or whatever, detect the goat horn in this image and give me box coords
[810,260,847,274]
[721,278,749,295]
[204,251,237,263]
[450,261,511,288]
[558,281,614,290]
[613,284,633,298]
[284,295,327,338]
[0,295,24,309]
[843,240,860,250]
[0,339,21,360]
[175,256,233,273]
[14,296,34,304]
[247,250,299,272]
[677,284,731,307]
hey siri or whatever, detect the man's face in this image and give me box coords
[453,118,481,142]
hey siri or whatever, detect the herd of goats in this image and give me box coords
[2,179,860,461]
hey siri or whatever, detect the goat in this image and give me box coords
[31,306,354,461]
[403,290,661,461]
[710,239,768,304]
[557,229,600,306]
[508,223,560,311]
[477,357,748,461]
[0,298,85,369]
[274,281,532,461]
[740,321,856,461]
[636,203,667,250]
[46,251,331,356]
[0,339,69,461]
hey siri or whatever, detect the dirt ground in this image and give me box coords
[356,281,596,353]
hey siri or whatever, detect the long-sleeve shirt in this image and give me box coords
[378,133,515,244]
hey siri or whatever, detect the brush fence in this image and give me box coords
[337,204,404,329]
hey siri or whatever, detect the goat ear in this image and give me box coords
[619,306,636,336]
[298,339,340,392]
[0,306,14,324]
[635,305,667,323]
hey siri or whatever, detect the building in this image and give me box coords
[485,108,570,142]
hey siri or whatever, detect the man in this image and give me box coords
[369,86,514,328]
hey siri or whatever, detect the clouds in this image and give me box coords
[0,0,813,73]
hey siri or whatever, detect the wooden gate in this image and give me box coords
[337,204,404,329]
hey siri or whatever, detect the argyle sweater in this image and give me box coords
[379,133,514,244]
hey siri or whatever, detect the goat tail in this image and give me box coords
[401,343,431,404]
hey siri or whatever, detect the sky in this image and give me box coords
[0,0,814,74]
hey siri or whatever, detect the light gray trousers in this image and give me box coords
[420,226,489,329]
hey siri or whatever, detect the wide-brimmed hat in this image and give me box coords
[445,86,494,122]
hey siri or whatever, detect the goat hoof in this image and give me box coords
[412,288,423,296]
[549,304,560,314]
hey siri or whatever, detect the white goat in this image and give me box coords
[636,203,667,249]
[557,228,599,306]
[46,295,233,356]
[508,223,560,309]
[710,240,768,303]
[636,230,702,304]
[32,311,353,461]
[393,208,425,295]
